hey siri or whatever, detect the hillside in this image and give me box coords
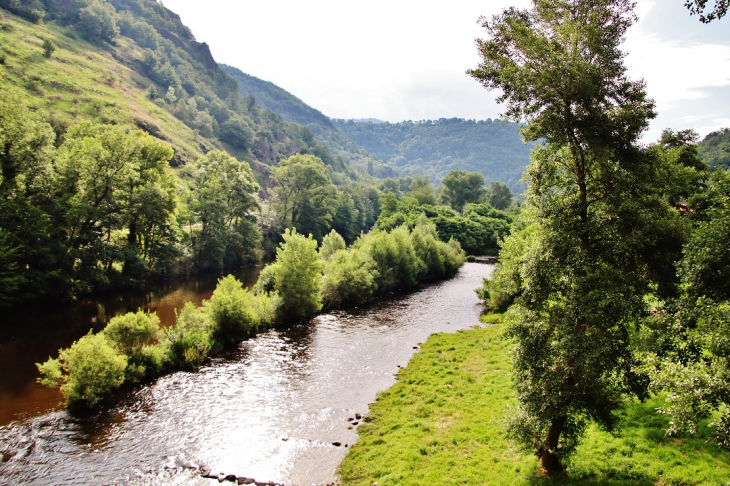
[0,0,353,181]
[220,64,394,178]
[334,118,533,194]
[698,127,730,171]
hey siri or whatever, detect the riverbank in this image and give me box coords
[338,324,730,485]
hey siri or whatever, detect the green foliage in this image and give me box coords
[484,181,514,210]
[375,196,512,255]
[476,222,534,312]
[272,228,322,321]
[165,301,212,369]
[697,127,730,171]
[77,0,120,43]
[469,0,681,472]
[102,310,162,380]
[319,229,346,260]
[334,117,533,194]
[57,122,178,285]
[272,154,337,241]
[685,0,729,22]
[637,170,730,449]
[408,175,436,206]
[207,275,260,345]
[357,226,420,293]
[37,332,127,410]
[320,248,378,308]
[103,310,161,354]
[439,170,485,213]
[180,150,261,271]
[41,38,55,58]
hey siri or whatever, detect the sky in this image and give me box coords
[160,0,730,142]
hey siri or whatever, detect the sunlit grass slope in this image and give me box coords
[338,325,730,485]
[0,11,205,161]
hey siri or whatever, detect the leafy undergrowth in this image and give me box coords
[338,325,730,485]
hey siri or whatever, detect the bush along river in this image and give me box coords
[0,262,493,486]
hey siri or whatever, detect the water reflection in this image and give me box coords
[0,267,262,427]
[0,263,493,486]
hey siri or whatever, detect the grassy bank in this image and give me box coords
[338,325,730,485]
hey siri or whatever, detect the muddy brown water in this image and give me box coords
[0,263,493,486]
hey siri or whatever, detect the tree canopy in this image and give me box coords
[469,0,687,474]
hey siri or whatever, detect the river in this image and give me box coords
[0,262,493,486]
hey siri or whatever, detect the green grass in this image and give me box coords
[480,311,505,324]
[338,325,730,485]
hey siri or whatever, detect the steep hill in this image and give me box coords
[221,64,393,178]
[334,118,533,194]
[698,128,730,171]
[0,0,351,181]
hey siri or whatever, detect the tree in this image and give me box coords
[272,228,322,321]
[685,0,729,22]
[56,123,177,284]
[76,0,120,42]
[181,150,261,270]
[439,170,485,212]
[469,0,670,474]
[42,38,55,58]
[408,175,437,206]
[638,169,730,448]
[0,89,60,304]
[272,154,336,241]
[484,181,513,210]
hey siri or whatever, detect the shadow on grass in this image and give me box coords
[525,396,730,485]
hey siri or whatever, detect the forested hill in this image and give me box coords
[334,118,533,194]
[221,64,391,178]
[0,0,356,179]
[698,127,730,171]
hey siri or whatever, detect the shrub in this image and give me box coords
[411,218,446,281]
[367,226,420,292]
[165,301,212,369]
[207,275,259,345]
[102,310,162,381]
[36,332,127,410]
[319,229,346,260]
[321,248,379,308]
[272,228,322,321]
[42,39,55,59]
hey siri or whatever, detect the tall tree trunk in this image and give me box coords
[540,415,565,475]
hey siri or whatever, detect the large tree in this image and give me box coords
[439,170,485,213]
[469,0,684,474]
[272,154,337,241]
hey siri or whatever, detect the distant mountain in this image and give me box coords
[698,128,730,171]
[334,118,533,194]
[221,65,392,178]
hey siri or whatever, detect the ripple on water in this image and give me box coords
[0,262,494,486]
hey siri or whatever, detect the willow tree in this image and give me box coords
[469,0,681,474]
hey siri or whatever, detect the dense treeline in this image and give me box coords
[0,90,379,306]
[37,223,466,410]
[333,117,533,194]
